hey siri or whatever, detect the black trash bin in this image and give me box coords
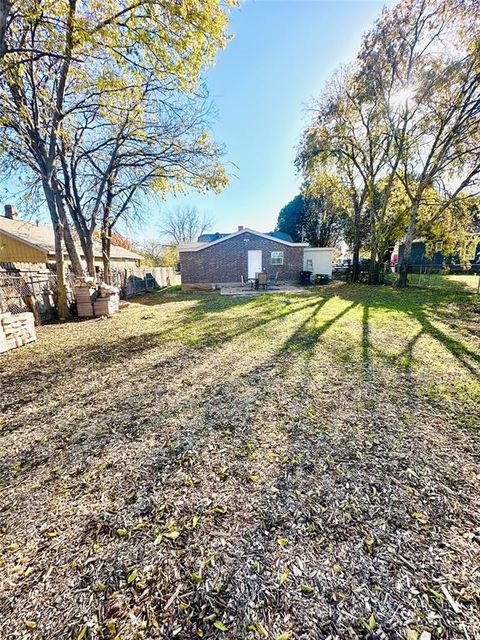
[299,270,312,285]
[315,273,330,285]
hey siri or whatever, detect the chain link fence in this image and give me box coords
[0,263,180,322]
[0,270,62,321]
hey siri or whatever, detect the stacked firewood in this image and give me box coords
[75,285,98,318]
[75,279,120,318]
[94,284,119,316]
[93,293,119,316]
[0,312,36,354]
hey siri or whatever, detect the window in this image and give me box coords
[271,251,284,265]
[305,259,313,271]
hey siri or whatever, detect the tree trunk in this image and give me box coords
[368,245,380,285]
[42,180,69,319]
[55,191,83,276]
[62,221,83,276]
[352,243,360,283]
[350,200,363,283]
[0,0,10,58]
[398,201,419,288]
[54,222,68,321]
[102,230,111,285]
[83,237,96,279]
[367,188,380,285]
[65,203,96,277]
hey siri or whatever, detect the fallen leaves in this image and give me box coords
[213,620,228,632]
[364,533,375,554]
[126,569,138,584]
[412,511,429,524]
[1,284,479,640]
[278,568,289,585]
[248,621,268,637]
[301,584,315,594]
[77,626,88,640]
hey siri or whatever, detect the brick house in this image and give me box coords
[178,227,311,290]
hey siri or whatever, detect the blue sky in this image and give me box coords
[143,0,394,242]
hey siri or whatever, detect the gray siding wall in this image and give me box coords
[180,232,304,287]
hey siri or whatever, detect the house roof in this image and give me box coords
[197,232,230,243]
[0,215,142,261]
[178,241,209,250]
[178,228,308,252]
[268,231,293,242]
[197,230,294,244]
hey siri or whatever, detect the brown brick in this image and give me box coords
[180,232,304,287]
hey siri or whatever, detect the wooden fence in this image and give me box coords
[111,266,181,297]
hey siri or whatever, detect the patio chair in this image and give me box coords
[256,272,268,290]
[267,271,280,289]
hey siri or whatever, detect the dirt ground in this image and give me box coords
[1,280,479,640]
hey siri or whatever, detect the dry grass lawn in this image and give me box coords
[1,278,479,640]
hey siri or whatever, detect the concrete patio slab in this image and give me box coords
[220,284,311,296]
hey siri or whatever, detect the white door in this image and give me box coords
[248,250,262,279]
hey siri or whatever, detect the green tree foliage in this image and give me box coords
[361,0,480,286]
[138,240,178,268]
[275,195,306,242]
[298,0,480,286]
[276,175,349,247]
[302,172,349,247]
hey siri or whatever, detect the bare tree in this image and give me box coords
[139,239,169,266]
[0,0,231,316]
[56,77,226,283]
[159,206,214,245]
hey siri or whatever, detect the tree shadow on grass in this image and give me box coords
[1,296,323,408]
[362,304,372,382]
[0,294,329,489]
[414,308,480,376]
[333,284,480,379]
[280,300,358,357]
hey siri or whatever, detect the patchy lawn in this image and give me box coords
[1,278,479,640]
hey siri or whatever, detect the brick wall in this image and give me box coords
[180,232,304,288]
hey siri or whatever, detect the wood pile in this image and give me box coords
[75,286,97,318]
[75,281,120,318]
[94,293,119,317]
[0,311,36,354]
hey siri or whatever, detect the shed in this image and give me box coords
[303,248,334,277]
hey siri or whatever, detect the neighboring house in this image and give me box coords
[197,230,294,243]
[0,205,142,270]
[179,226,333,290]
[397,234,480,273]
